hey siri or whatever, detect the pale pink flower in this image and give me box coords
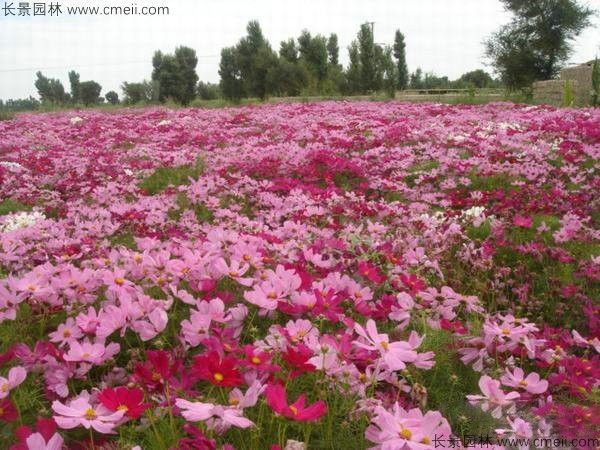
[467,375,520,418]
[0,366,27,399]
[354,319,418,371]
[52,391,125,433]
[500,367,548,394]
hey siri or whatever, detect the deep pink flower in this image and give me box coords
[265,382,326,422]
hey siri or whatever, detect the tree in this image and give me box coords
[327,34,339,66]
[175,46,199,105]
[381,46,398,98]
[197,81,221,100]
[485,0,594,90]
[457,69,495,88]
[78,81,102,105]
[105,91,119,105]
[298,30,329,83]
[68,70,80,103]
[152,46,199,105]
[346,41,362,94]
[34,71,68,104]
[409,68,423,89]
[357,23,376,92]
[219,47,245,101]
[393,30,408,90]
[235,21,278,99]
[267,58,308,97]
[121,81,154,104]
[280,39,298,63]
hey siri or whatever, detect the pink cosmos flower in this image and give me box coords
[365,403,452,450]
[49,318,83,347]
[513,215,532,228]
[467,375,520,418]
[0,366,27,399]
[500,367,548,394]
[354,319,418,370]
[265,382,326,422]
[63,340,120,365]
[52,391,125,433]
[495,418,533,450]
[175,399,254,430]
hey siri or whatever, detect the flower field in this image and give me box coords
[0,101,598,449]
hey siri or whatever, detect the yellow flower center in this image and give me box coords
[251,356,261,365]
[289,405,299,416]
[243,254,251,262]
[1,383,8,392]
[229,271,239,278]
[399,426,412,440]
[267,292,277,299]
[213,372,224,382]
[117,404,129,412]
[133,254,143,263]
[82,352,90,359]
[84,408,97,420]
[358,373,367,383]
[229,398,240,406]
[381,341,389,351]
[501,328,511,335]
[63,329,71,338]
[114,277,125,285]
[519,380,528,387]
[151,372,162,382]
[421,437,431,445]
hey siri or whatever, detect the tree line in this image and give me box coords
[1,0,593,110]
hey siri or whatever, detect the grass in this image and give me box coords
[139,157,205,195]
[0,199,31,215]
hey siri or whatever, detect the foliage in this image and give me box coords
[105,90,120,105]
[152,46,199,105]
[197,81,221,100]
[485,0,594,89]
[393,30,409,90]
[592,58,600,106]
[563,79,575,107]
[78,80,103,106]
[34,71,69,104]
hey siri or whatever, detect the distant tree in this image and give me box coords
[122,81,153,104]
[346,41,362,94]
[219,47,245,101]
[393,30,408,90]
[267,58,308,97]
[105,90,119,104]
[327,34,340,66]
[485,0,594,90]
[381,46,398,98]
[152,46,198,104]
[280,39,298,63]
[0,96,40,112]
[235,21,278,99]
[457,69,495,88]
[409,68,423,89]
[174,46,199,104]
[357,23,376,92]
[68,70,81,103]
[298,30,329,83]
[197,81,221,100]
[78,81,102,105]
[35,71,68,104]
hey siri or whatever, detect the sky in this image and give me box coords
[0,0,598,100]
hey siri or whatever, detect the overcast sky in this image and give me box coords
[1,0,598,100]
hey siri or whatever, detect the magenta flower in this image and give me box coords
[265,383,327,422]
